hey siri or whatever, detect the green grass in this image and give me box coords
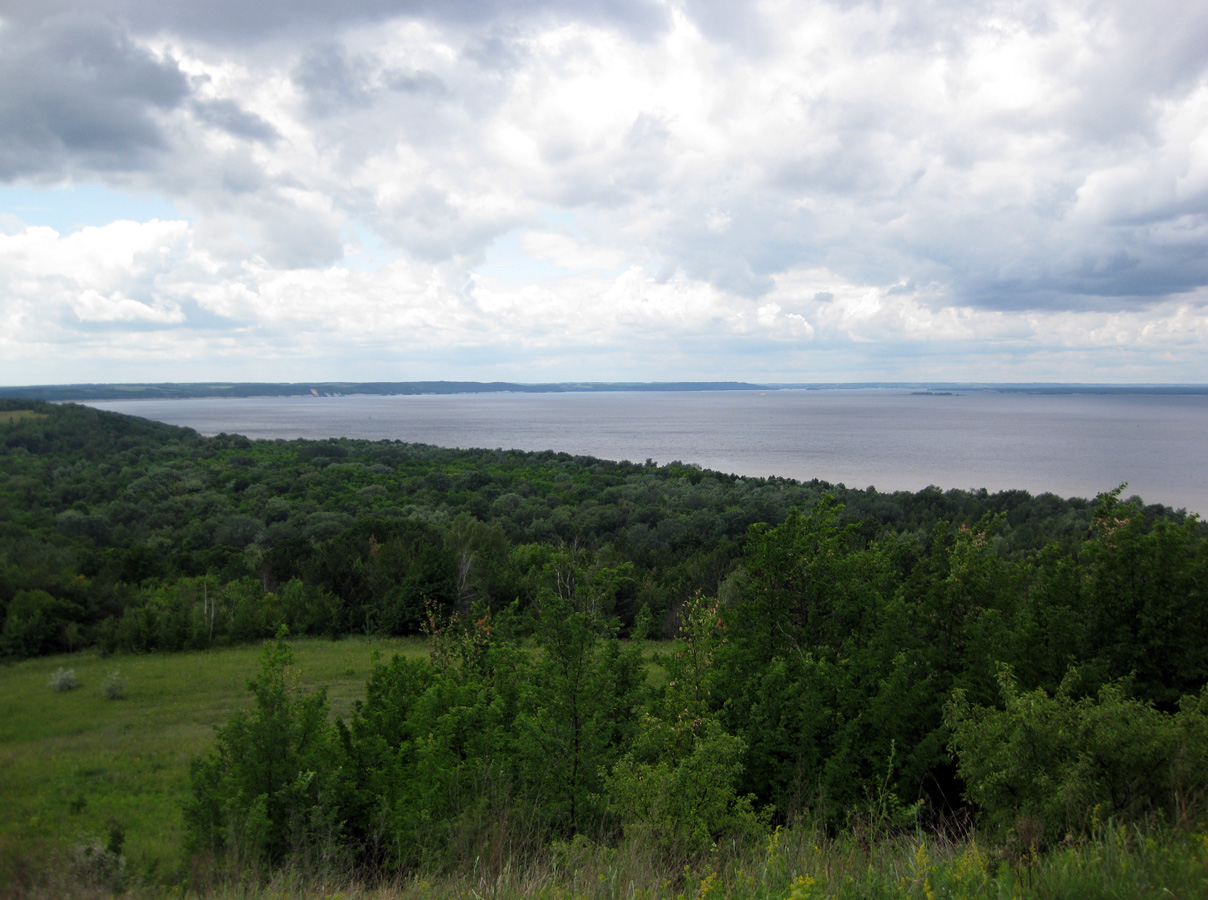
[0,410,46,425]
[0,637,427,882]
[21,817,1203,900]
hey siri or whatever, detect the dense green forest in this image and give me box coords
[3,398,1208,888]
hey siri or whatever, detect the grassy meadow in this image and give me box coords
[0,637,427,886]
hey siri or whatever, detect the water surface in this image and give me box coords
[90,389,1208,516]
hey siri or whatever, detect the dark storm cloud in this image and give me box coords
[190,99,280,143]
[0,13,189,179]
[6,0,670,44]
[968,240,1208,310]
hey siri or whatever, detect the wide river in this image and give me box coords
[90,389,1208,516]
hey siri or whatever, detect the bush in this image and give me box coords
[946,665,1208,846]
[48,667,77,692]
[184,634,342,866]
[69,837,125,890]
[5,590,80,659]
[608,593,766,862]
[102,669,127,700]
[609,716,763,861]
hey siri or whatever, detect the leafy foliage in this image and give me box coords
[185,634,342,867]
[5,398,1169,661]
[946,667,1208,846]
[608,594,764,860]
[514,557,644,837]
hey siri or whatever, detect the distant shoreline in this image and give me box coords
[3,380,1208,402]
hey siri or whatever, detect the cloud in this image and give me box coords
[7,0,671,45]
[293,42,378,115]
[0,12,189,178]
[189,98,279,143]
[72,288,184,324]
[522,232,627,271]
[2,214,1207,384]
[2,0,1208,384]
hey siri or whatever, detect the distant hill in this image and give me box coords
[1,381,1205,401]
[0,381,773,402]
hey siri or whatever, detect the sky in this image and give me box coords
[1,0,1207,386]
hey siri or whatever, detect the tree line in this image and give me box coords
[2,399,1156,660]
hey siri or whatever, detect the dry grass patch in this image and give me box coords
[0,409,47,425]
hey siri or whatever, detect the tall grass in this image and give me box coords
[18,818,1202,900]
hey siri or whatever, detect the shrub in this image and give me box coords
[946,665,1208,846]
[102,669,127,700]
[609,716,764,861]
[608,593,766,862]
[5,590,80,659]
[184,634,342,867]
[69,837,125,890]
[48,667,77,692]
